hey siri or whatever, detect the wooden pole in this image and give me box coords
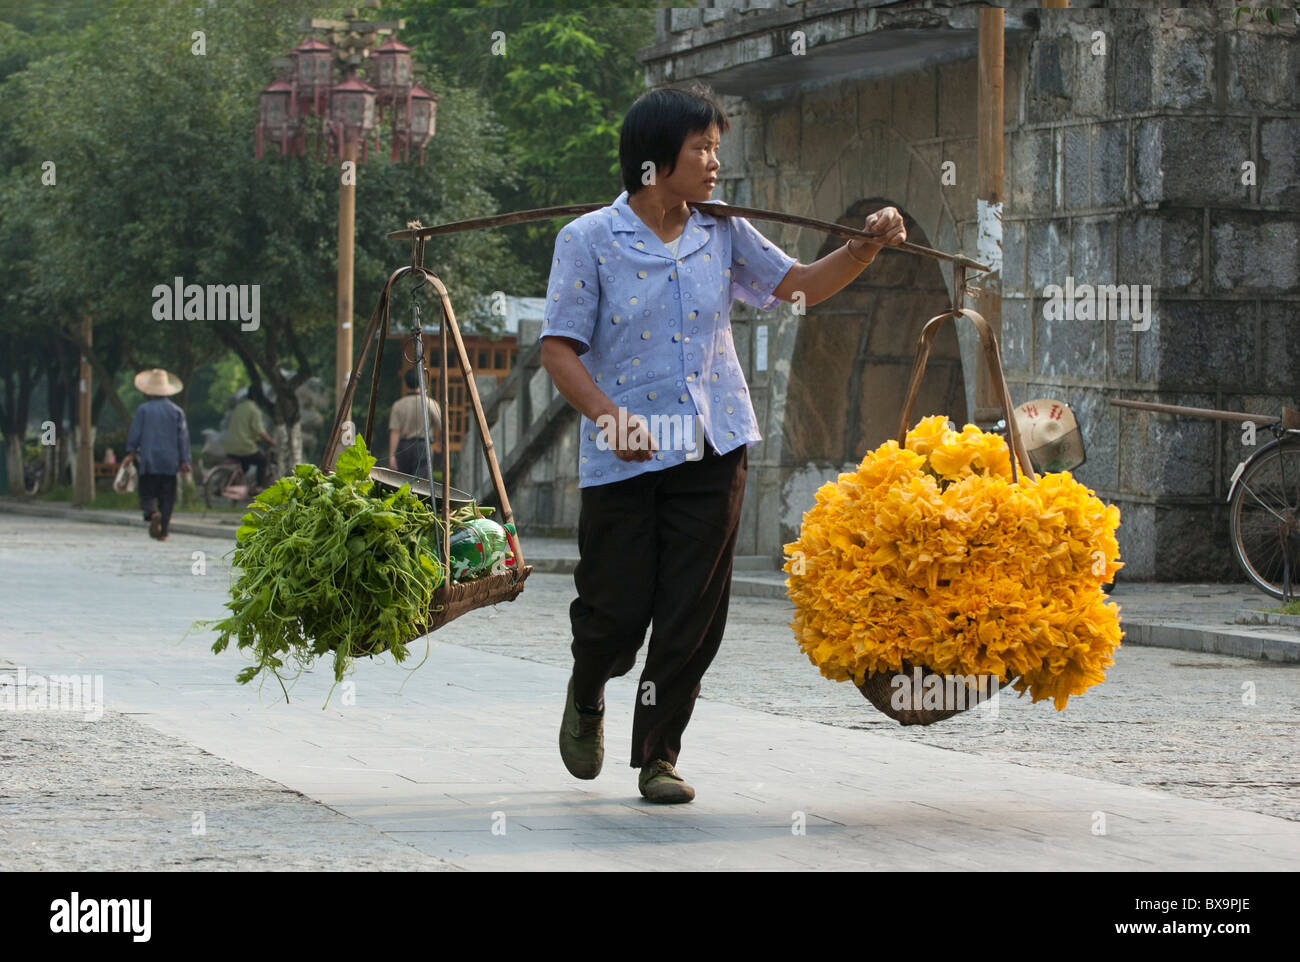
[974,5,1005,423]
[74,313,93,505]
[337,138,358,411]
[386,202,992,272]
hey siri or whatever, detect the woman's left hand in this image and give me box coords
[855,207,906,255]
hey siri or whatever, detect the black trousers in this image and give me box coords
[395,436,426,476]
[139,473,177,536]
[232,452,266,485]
[569,444,747,769]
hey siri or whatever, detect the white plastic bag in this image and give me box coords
[113,459,138,494]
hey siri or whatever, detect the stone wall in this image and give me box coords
[1000,7,1300,578]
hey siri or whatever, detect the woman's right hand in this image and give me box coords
[599,409,656,462]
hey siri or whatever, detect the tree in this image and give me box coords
[392,2,658,279]
[4,0,531,469]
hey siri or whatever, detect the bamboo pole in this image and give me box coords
[387,202,993,273]
[974,5,1005,422]
[1109,398,1281,425]
[337,139,358,409]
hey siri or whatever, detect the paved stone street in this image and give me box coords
[2,514,1299,870]
[0,708,445,871]
[464,574,1300,824]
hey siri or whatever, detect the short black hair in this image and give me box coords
[619,83,729,196]
[404,367,419,390]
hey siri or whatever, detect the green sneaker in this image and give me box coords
[638,759,695,804]
[559,677,603,779]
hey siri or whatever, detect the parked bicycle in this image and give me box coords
[202,439,280,508]
[1227,414,1300,600]
[1112,399,1300,600]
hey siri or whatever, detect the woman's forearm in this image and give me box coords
[775,240,878,307]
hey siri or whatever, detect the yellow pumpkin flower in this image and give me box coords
[784,416,1123,711]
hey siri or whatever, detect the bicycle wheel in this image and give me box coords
[203,465,237,508]
[1229,441,1300,599]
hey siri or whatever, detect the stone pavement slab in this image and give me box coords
[0,705,447,871]
[8,497,1298,661]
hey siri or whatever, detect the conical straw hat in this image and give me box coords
[1013,398,1085,473]
[133,368,183,396]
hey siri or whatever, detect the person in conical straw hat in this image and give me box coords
[124,369,192,541]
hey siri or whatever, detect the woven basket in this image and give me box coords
[857,661,1016,726]
[857,308,1034,725]
[423,567,531,632]
[320,262,533,635]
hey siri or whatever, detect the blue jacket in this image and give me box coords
[126,398,192,476]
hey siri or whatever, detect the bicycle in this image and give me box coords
[202,440,280,508]
[1228,413,1300,600]
[1112,398,1300,600]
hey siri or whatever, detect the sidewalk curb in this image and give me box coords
[1236,608,1300,629]
[1121,622,1300,662]
[0,499,237,540]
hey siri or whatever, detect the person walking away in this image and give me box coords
[224,392,276,494]
[124,368,192,541]
[541,83,905,803]
[388,366,442,478]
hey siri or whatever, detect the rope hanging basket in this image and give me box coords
[320,257,532,636]
[858,308,1034,725]
[787,301,1122,727]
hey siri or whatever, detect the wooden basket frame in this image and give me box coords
[320,252,531,632]
[858,304,1037,724]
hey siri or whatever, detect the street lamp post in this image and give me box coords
[254,8,438,409]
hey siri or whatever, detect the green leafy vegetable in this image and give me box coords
[197,437,446,704]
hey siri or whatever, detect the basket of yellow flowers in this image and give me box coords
[784,309,1123,725]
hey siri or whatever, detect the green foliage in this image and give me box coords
[2,0,536,440]
[1234,7,1283,26]
[199,436,448,704]
[186,354,247,437]
[390,1,658,272]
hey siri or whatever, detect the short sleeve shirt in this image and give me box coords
[224,400,265,456]
[389,393,442,440]
[540,190,795,488]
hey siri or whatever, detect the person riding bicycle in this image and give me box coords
[224,392,276,494]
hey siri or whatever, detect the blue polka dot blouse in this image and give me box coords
[540,190,796,488]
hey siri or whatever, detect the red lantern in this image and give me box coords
[328,72,377,161]
[257,26,437,168]
[372,38,413,107]
[409,84,438,163]
[255,79,296,158]
[293,37,333,116]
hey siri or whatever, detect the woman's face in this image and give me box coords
[662,124,720,201]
